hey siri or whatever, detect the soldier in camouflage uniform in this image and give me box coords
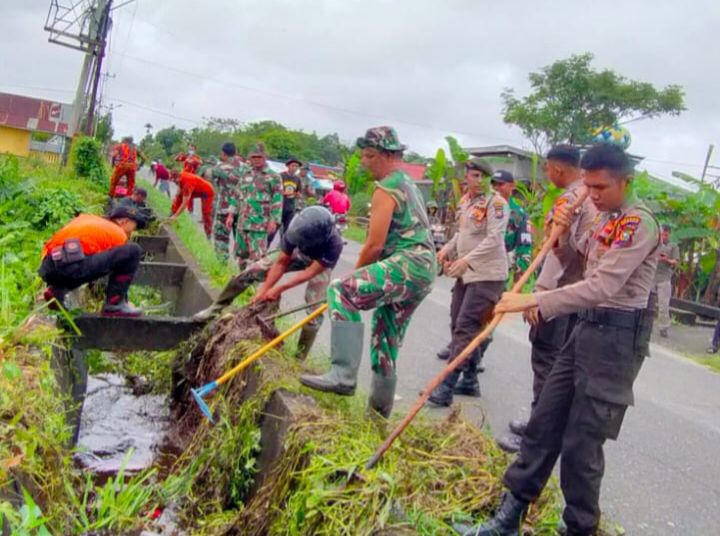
[227,143,282,270]
[300,127,436,419]
[491,170,532,278]
[297,164,315,209]
[208,142,247,260]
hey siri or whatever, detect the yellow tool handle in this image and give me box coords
[216,304,328,387]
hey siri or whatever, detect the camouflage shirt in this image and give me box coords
[233,165,283,231]
[375,170,435,258]
[506,196,532,271]
[211,160,249,215]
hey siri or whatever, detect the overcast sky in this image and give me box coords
[2,1,718,185]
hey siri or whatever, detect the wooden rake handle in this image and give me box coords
[365,190,588,469]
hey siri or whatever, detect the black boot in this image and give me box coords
[508,419,527,436]
[496,434,522,454]
[437,343,451,360]
[453,492,529,535]
[428,370,460,407]
[454,349,481,397]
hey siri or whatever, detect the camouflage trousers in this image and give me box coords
[328,249,436,374]
[236,230,268,271]
[250,250,331,328]
[212,211,232,260]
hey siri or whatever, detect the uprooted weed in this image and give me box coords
[155,304,565,535]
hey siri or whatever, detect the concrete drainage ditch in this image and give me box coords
[7,225,324,535]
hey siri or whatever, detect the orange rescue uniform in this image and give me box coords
[42,214,128,258]
[110,143,138,197]
[171,171,215,236]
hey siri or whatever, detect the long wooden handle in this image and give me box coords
[216,304,328,386]
[366,190,588,469]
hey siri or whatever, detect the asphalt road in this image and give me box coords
[280,239,720,536]
[159,177,720,535]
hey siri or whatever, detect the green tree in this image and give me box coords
[155,126,187,158]
[95,112,114,146]
[502,53,685,152]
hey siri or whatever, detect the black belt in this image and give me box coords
[578,308,641,329]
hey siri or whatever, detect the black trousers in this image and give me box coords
[712,319,720,351]
[528,314,576,409]
[445,279,505,382]
[504,317,646,535]
[39,242,142,301]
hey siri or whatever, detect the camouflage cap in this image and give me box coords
[465,157,493,176]
[249,142,267,156]
[356,126,406,152]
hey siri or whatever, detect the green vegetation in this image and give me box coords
[344,222,367,244]
[140,119,347,167]
[139,178,234,287]
[688,353,720,374]
[502,52,685,152]
[69,136,109,186]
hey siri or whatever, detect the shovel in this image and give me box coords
[192,303,328,422]
[365,191,589,469]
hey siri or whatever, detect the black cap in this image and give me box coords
[546,145,580,167]
[286,157,302,166]
[490,170,515,183]
[109,205,148,229]
[221,142,237,157]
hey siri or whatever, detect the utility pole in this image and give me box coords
[44,0,128,162]
[84,0,113,135]
[700,144,714,184]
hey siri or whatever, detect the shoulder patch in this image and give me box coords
[494,200,505,219]
[612,215,641,248]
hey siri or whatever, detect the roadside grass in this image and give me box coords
[687,353,720,373]
[344,222,367,243]
[139,178,234,287]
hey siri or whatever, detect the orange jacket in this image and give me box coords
[175,153,202,173]
[179,171,214,198]
[113,143,137,165]
[42,214,128,258]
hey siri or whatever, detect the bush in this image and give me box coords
[349,191,371,217]
[70,136,108,186]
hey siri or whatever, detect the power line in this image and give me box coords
[112,51,521,146]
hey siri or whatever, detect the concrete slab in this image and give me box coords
[135,235,169,258]
[73,314,206,351]
[671,307,697,325]
[671,297,720,320]
[252,389,318,494]
[135,262,187,288]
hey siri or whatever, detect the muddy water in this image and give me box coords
[74,374,169,478]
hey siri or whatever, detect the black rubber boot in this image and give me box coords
[496,434,522,454]
[453,492,529,535]
[428,370,460,407]
[437,343,451,360]
[300,320,363,395]
[508,419,528,436]
[455,349,481,397]
[296,324,320,361]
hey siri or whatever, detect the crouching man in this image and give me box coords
[39,206,147,316]
[194,206,343,359]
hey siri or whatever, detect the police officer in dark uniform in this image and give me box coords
[429,157,510,406]
[194,206,344,359]
[454,144,659,536]
[496,145,596,453]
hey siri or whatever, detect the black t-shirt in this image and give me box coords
[281,172,302,215]
[281,227,344,269]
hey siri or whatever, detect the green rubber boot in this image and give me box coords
[368,370,397,419]
[296,324,320,361]
[300,320,363,395]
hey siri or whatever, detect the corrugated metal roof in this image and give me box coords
[0,92,72,136]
